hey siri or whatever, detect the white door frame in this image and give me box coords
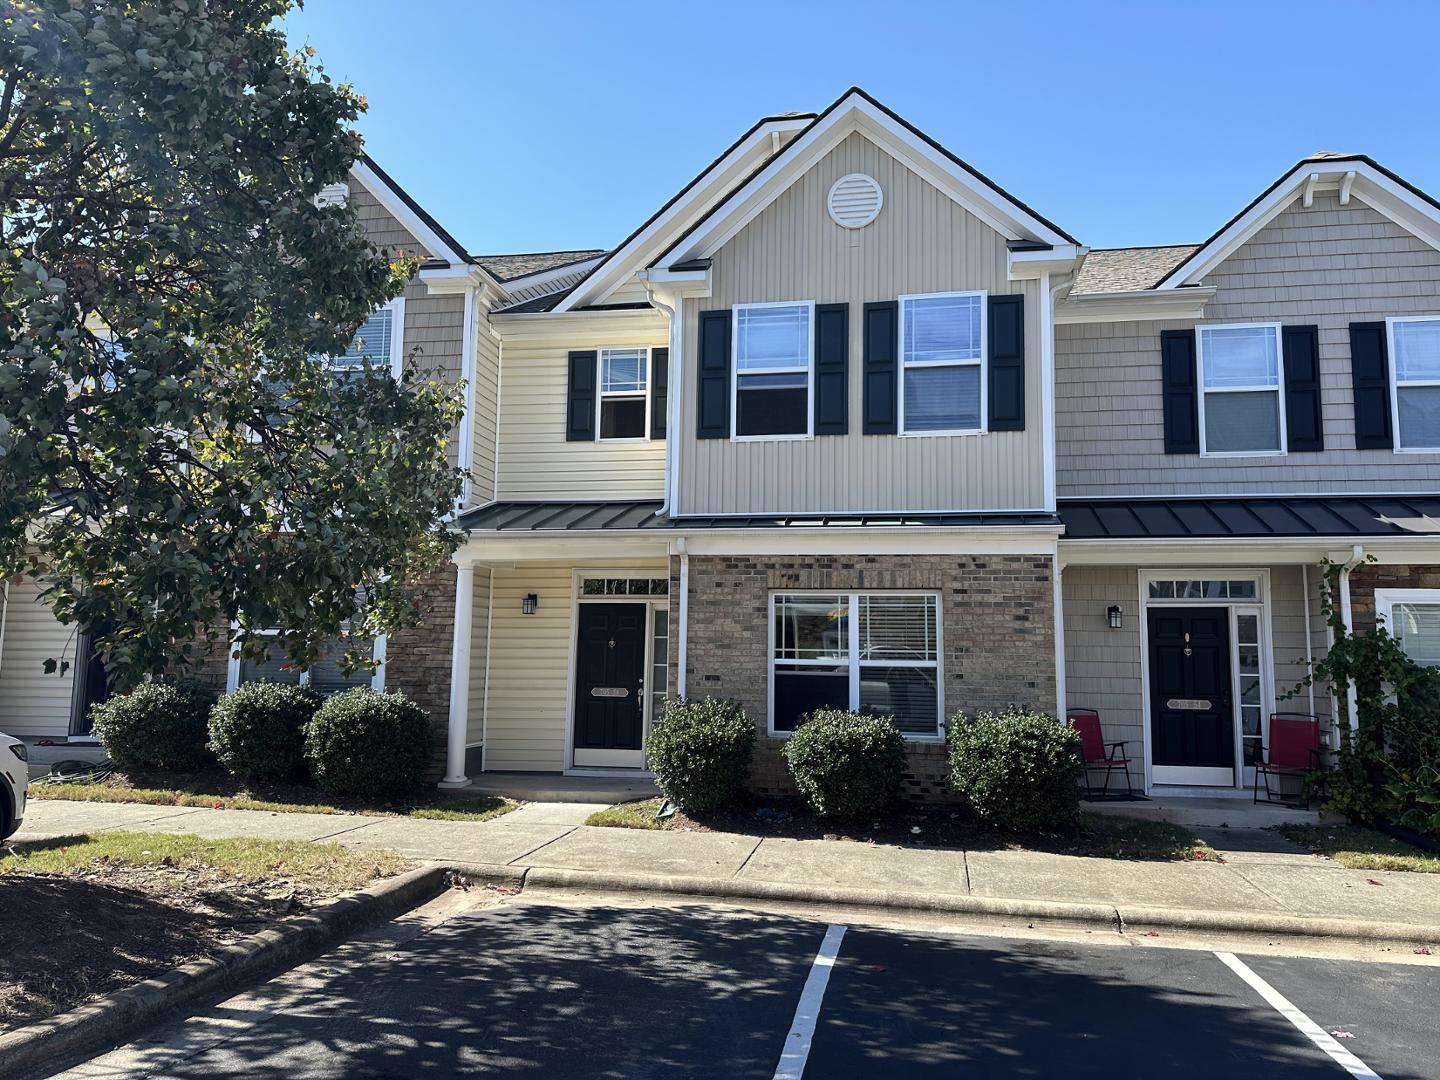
[564,568,670,773]
[1137,570,1276,791]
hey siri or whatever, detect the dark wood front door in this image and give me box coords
[1148,607,1235,784]
[573,602,647,764]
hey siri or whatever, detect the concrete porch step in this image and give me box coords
[1083,795,1323,828]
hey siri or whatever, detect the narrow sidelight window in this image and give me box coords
[598,347,649,440]
[770,593,942,738]
[1197,323,1285,454]
[1389,317,1440,451]
[900,292,985,434]
[733,302,812,438]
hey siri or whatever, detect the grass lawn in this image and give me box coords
[0,831,411,1029]
[1275,823,1440,873]
[585,798,1219,861]
[32,778,517,823]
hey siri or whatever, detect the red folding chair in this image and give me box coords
[1254,713,1322,808]
[1068,708,1134,798]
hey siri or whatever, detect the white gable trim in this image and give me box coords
[655,92,1073,272]
[1159,158,1440,289]
[555,116,814,313]
[349,157,467,266]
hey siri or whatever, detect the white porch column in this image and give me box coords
[439,560,475,789]
[1053,554,1067,721]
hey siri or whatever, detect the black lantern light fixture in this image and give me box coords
[1107,604,1123,629]
[522,593,539,616]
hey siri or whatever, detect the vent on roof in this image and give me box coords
[827,173,883,229]
[314,183,349,208]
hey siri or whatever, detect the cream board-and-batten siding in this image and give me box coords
[0,577,77,739]
[1057,192,1440,496]
[675,130,1046,516]
[480,559,668,773]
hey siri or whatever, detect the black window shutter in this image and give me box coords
[1160,329,1199,454]
[1281,325,1324,452]
[566,350,596,442]
[649,347,669,440]
[1349,321,1394,450]
[862,301,898,435]
[987,294,1025,431]
[814,303,849,435]
[696,310,730,439]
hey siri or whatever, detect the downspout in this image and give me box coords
[675,536,689,699]
[642,282,680,517]
[457,285,478,509]
[1300,563,1316,722]
[0,580,9,680]
[1041,272,1062,512]
[1337,543,1365,733]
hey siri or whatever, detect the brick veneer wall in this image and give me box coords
[384,565,457,782]
[1350,563,1440,634]
[676,553,1057,801]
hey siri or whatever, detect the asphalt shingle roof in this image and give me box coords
[1071,245,1200,295]
[474,249,606,282]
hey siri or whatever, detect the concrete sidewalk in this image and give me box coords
[13,799,1440,934]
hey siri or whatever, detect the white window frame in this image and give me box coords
[731,300,815,443]
[1386,315,1440,453]
[1195,321,1287,457]
[226,629,385,693]
[767,591,944,742]
[595,347,651,443]
[899,290,988,438]
[324,296,406,379]
[1374,588,1440,666]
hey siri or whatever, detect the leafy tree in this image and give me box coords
[0,0,464,689]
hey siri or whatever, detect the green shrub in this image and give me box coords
[947,707,1081,832]
[781,708,905,821]
[208,682,321,782]
[304,688,432,798]
[645,698,755,813]
[91,681,214,771]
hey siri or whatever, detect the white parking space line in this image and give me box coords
[773,923,847,1080]
[1215,952,1383,1079]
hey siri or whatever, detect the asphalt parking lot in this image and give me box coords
[45,893,1439,1079]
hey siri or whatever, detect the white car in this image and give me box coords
[0,731,26,840]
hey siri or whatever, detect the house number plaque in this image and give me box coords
[1167,698,1211,711]
[591,687,629,699]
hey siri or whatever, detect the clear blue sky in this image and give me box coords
[283,0,1440,257]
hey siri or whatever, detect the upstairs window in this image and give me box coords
[1198,323,1285,455]
[900,292,985,434]
[325,300,402,379]
[598,348,649,440]
[733,302,812,438]
[1390,317,1440,451]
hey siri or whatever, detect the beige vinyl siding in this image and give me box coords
[481,559,666,772]
[597,278,652,306]
[495,329,668,501]
[0,578,77,739]
[466,568,491,746]
[1057,192,1440,495]
[676,130,1045,516]
[1063,566,1143,752]
[470,314,499,503]
[349,181,428,256]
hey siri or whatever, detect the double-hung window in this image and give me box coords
[733,302,812,438]
[770,593,942,738]
[1197,323,1285,455]
[1376,589,1440,668]
[232,631,380,693]
[900,292,985,434]
[598,347,649,440]
[1389,317,1440,451]
[325,298,404,380]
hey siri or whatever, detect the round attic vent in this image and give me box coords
[827,173,883,229]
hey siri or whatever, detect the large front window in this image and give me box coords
[1198,323,1284,454]
[235,631,378,693]
[733,302,812,438]
[1377,589,1440,667]
[900,292,984,434]
[1390,317,1440,451]
[770,592,941,738]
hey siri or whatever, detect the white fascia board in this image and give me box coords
[1160,160,1440,289]
[419,264,488,295]
[556,117,813,313]
[659,97,1071,270]
[1056,286,1216,324]
[1008,245,1084,280]
[634,267,712,297]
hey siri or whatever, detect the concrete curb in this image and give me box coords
[517,866,1440,947]
[0,864,449,1080]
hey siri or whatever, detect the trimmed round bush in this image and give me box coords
[208,681,321,781]
[645,698,755,814]
[304,688,432,798]
[947,707,1082,832]
[91,681,214,771]
[781,708,905,821]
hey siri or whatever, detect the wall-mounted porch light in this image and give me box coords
[522,593,539,616]
[1107,604,1123,629]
